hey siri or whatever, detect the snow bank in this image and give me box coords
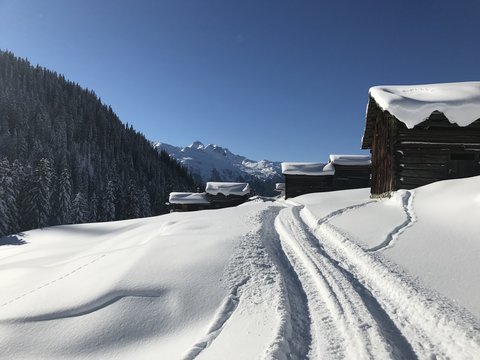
[294,176,480,320]
[329,154,371,166]
[205,182,251,196]
[168,192,210,204]
[0,204,276,359]
[369,81,480,128]
[281,162,335,176]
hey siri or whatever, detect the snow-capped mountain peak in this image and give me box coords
[154,141,283,194]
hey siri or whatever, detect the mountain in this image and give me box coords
[154,141,283,195]
[0,50,196,236]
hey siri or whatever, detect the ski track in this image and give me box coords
[299,204,480,359]
[182,279,246,360]
[275,205,409,359]
[368,190,417,252]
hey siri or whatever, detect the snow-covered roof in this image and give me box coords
[329,154,371,166]
[168,192,210,204]
[205,182,251,196]
[369,81,480,129]
[275,183,285,191]
[281,162,335,176]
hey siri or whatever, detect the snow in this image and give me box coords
[168,192,210,204]
[281,162,335,176]
[154,141,282,183]
[369,81,480,129]
[205,182,251,196]
[329,154,371,166]
[2,176,480,359]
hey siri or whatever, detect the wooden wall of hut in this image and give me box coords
[284,175,334,199]
[370,111,480,195]
[332,165,371,191]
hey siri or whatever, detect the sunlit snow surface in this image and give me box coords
[1,176,480,359]
[369,81,480,128]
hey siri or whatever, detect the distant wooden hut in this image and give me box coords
[329,154,371,190]
[281,162,335,199]
[168,192,211,212]
[362,82,480,196]
[205,182,251,208]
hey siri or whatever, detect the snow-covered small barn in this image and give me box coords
[362,81,480,196]
[205,182,251,208]
[281,162,335,199]
[168,192,211,212]
[328,154,371,190]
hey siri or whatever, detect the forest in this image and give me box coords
[0,51,197,237]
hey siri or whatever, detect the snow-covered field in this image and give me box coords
[1,176,480,359]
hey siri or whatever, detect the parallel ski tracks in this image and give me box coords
[272,201,480,359]
[275,205,409,359]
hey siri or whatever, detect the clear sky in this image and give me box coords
[1,0,479,162]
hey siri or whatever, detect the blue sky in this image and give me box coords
[1,0,479,162]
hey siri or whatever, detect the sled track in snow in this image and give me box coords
[298,204,480,359]
[275,205,415,359]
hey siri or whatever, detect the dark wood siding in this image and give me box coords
[365,104,480,195]
[284,175,334,199]
[371,112,397,195]
[333,165,371,190]
[394,115,480,190]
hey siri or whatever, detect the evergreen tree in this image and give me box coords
[102,180,116,221]
[89,192,98,222]
[26,158,54,229]
[71,191,87,224]
[0,158,19,235]
[125,180,140,218]
[53,168,72,224]
[0,50,196,231]
[139,187,152,217]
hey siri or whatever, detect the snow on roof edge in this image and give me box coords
[369,81,480,129]
[329,154,371,166]
[205,182,251,196]
[281,162,335,176]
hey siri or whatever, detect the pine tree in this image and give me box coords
[89,192,98,222]
[53,168,72,224]
[0,158,19,235]
[26,158,53,229]
[71,191,87,224]
[125,180,140,219]
[139,187,152,217]
[102,180,116,221]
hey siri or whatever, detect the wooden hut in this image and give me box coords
[205,182,251,208]
[281,162,335,199]
[329,154,371,190]
[168,192,211,212]
[362,81,480,196]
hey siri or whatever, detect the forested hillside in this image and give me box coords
[0,51,196,237]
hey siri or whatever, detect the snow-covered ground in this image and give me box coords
[1,176,480,359]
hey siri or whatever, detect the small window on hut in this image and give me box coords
[450,153,475,161]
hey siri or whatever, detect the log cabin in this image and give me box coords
[281,162,335,199]
[205,182,251,208]
[362,81,480,196]
[329,154,371,190]
[168,192,211,212]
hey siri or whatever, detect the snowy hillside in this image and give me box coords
[1,176,480,359]
[154,141,282,184]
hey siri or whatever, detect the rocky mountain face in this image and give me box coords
[154,141,283,196]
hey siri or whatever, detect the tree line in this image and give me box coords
[0,51,197,237]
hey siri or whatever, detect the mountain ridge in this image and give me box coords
[154,141,283,195]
